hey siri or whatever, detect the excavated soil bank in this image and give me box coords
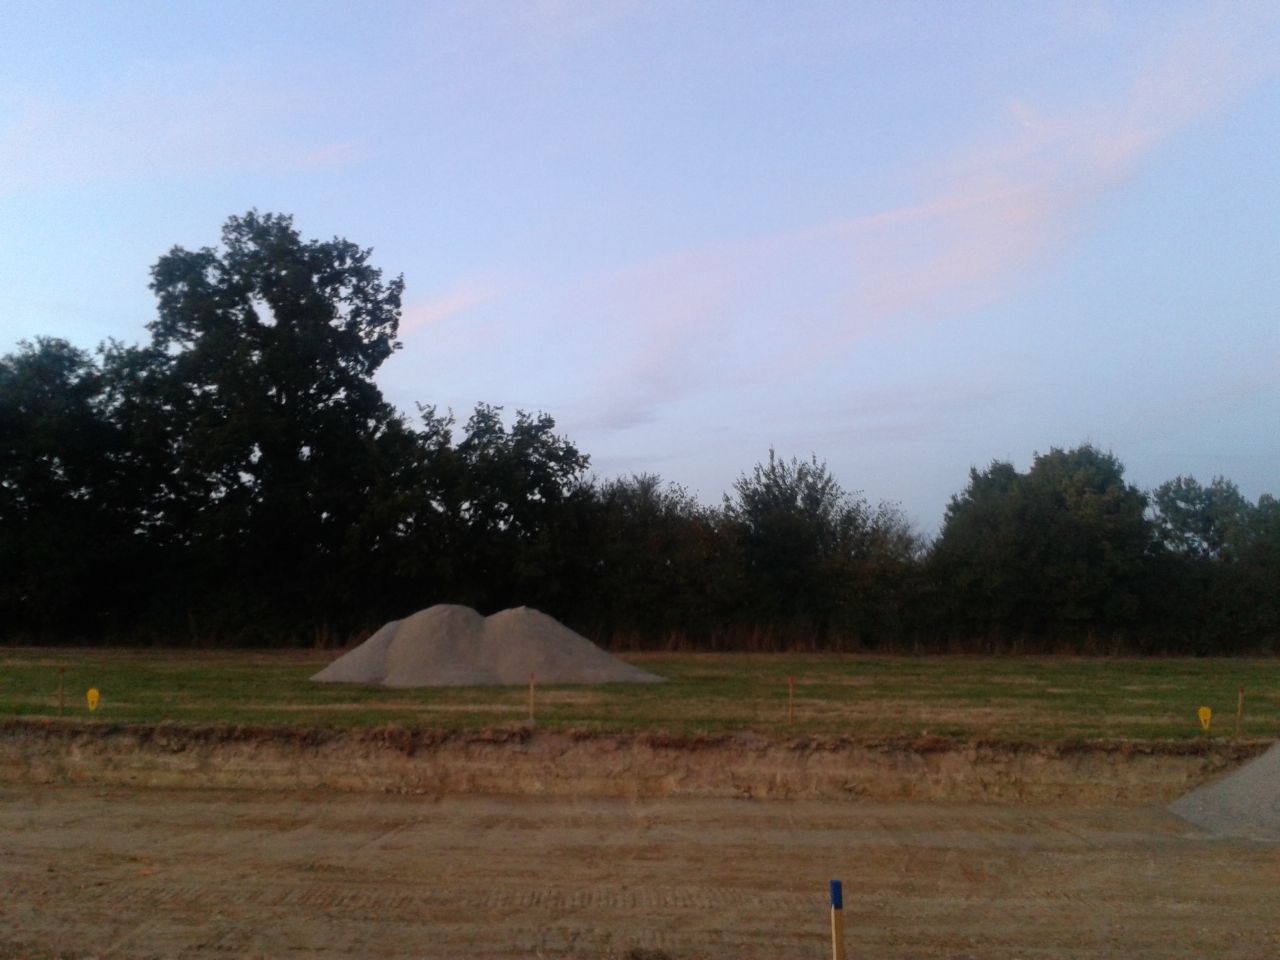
[0,720,1265,803]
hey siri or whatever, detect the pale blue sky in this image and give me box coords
[3,1,1277,531]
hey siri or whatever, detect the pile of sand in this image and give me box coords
[312,604,663,688]
[1169,742,1280,841]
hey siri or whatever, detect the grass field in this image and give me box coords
[2,648,1278,741]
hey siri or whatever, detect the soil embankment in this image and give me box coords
[0,720,1264,803]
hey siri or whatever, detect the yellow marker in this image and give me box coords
[86,688,100,712]
[1197,706,1211,731]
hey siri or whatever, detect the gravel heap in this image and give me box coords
[1169,743,1280,841]
[312,604,663,688]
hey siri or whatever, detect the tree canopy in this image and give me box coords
[1151,475,1250,560]
[930,445,1153,639]
[1,213,1276,653]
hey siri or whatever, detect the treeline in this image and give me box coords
[2,213,1276,653]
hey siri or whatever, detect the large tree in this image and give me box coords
[135,211,408,637]
[723,451,918,644]
[931,445,1154,642]
[406,403,590,613]
[570,473,733,644]
[1213,493,1280,649]
[0,338,132,636]
[1151,475,1250,561]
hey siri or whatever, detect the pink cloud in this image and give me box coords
[573,1,1280,426]
[400,285,500,336]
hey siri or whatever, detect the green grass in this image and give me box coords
[1,648,1278,741]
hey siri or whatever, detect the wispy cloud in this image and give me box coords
[790,377,1041,447]
[568,2,1280,433]
[0,60,364,193]
[400,285,501,337]
[852,2,1276,323]
[567,244,749,430]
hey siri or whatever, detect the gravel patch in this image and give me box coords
[1169,742,1280,841]
[312,604,663,687]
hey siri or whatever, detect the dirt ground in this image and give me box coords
[2,784,1276,960]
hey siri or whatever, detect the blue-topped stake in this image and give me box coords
[829,879,845,960]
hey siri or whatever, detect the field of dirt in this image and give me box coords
[2,723,1276,958]
[3,783,1277,959]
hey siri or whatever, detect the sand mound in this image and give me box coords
[1169,742,1280,841]
[312,604,663,688]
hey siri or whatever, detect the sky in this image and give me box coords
[2,1,1277,533]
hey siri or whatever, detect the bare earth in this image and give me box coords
[2,785,1277,959]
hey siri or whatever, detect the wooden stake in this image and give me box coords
[1236,686,1244,738]
[829,880,845,960]
[58,667,66,717]
[788,676,795,727]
